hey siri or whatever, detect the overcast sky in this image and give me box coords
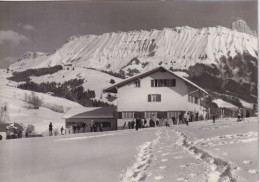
[0,0,257,68]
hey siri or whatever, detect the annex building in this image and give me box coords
[64,107,117,132]
[104,66,208,129]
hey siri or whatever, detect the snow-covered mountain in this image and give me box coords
[8,22,258,104]
[10,25,257,72]
[231,19,257,37]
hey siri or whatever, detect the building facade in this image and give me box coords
[104,67,208,129]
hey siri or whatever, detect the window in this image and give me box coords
[101,122,111,128]
[122,112,135,119]
[188,95,193,103]
[195,97,198,104]
[151,79,176,87]
[167,111,180,119]
[148,94,161,102]
[145,112,157,119]
[134,80,140,87]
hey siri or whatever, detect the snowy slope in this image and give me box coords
[29,67,122,103]
[0,69,83,133]
[9,26,257,73]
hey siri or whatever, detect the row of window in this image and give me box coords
[134,79,176,88]
[121,111,182,119]
[66,122,111,128]
[151,79,176,87]
[188,95,199,104]
[147,94,200,104]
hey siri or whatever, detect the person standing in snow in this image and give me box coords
[49,122,53,136]
[212,114,215,123]
[90,120,94,132]
[93,123,97,132]
[128,121,131,129]
[82,122,86,133]
[144,119,147,127]
[149,119,153,127]
[135,118,140,131]
[237,108,242,122]
[190,113,194,122]
[122,122,126,129]
[77,124,81,133]
[131,120,135,129]
[178,113,183,125]
[165,118,170,127]
[184,112,190,126]
[73,123,76,134]
[195,112,199,121]
[60,126,64,135]
[155,120,159,126]
[172,117,176,125]
[99,122,103,132]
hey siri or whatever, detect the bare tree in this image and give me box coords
[0,102,10,123]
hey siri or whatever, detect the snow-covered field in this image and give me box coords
[0,117,258,182]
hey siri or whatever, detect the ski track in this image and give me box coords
[120,129,162,182]
[175,131,239,182]
[55,132,120,142]
[191,132,258,147]
[120,122,257,182]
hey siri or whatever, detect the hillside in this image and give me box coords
[0,69,84,133]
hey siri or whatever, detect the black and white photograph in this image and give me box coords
[0,0,258,182]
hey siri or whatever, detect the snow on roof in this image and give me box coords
[63,107,100,119]
[104,66,208,95]
[63,107,116,119]
[213,99,239,109]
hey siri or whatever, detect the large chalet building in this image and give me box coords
[104,66,208,129]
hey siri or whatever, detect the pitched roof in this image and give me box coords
[63,107,116,119]
[103,66,208,95]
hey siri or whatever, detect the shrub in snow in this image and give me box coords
[53,128,59,136]
[44,103,64,113]
[26,124,35,135]
[110,79,115,84]
[24,92,42,109]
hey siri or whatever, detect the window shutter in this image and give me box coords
[148,94,151,102]
[151,80,154,87]
[173,79,176,86]
[158,94,161,102]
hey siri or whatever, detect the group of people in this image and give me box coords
[237,108,247,122]
[49,122,65,136]
[122,110,213,130]
[48,120,104,136]
[71,121,103,133]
